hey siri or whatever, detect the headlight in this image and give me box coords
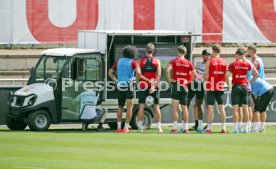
[26,94,37,106]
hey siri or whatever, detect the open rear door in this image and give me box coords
[61,53,103,121]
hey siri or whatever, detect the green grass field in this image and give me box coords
[1,126,276,169]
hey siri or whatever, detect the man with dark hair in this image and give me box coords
[188,50,210,132]
[166,45,197,133]
[204,44,227,134]
[228,47,258,133]
[137,43,163,132]
[108,45,141,133]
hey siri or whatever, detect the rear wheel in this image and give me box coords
[6,116,27,131]
[27,110,51,131]
[130,109,152,130]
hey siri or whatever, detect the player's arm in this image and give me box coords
[204,60,210,81]
[166,64,173,83]
[108,69,117,83]
[190,69,197,81]
[226,64,232,88]
[156,60,162,82]
[132,61,141,83]
[250,64,259,84]
[108,61,118,83]
[225,71,231,88]
[253,60,260,70]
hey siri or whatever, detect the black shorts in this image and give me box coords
[171,82,188,105]
[188,81,205,100]
[239,91,254,107]
[254,89,274,113]
[138,88,159,104]
[231,85,248,106]
[117,86,135,107]
[206,91,224,105]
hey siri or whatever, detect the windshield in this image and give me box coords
[34,55,69,82]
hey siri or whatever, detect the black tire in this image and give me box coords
[130,109,152,129]
[27,110,51,131]
[108,122,125,130]
[6,116,27,131]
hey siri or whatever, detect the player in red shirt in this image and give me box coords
[204,45,227,134]
[166,45,197,133]
[137,43,163,132]
[227,47,258,133]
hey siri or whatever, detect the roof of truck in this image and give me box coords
[41,48,104,57]
[79,30,199,36]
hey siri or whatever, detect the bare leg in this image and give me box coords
[206,105,214,130]
[197,99,204,120]
[125,99,134,124]
[154,104,161,123]
[172,99,180,130]
[238,107,243,123]
[218,105,226,130]
[259,111,267,131]
[154,104,162,131]
[117,106,123,122]
[172,99,179,122]
[181,105,189,130]
[232,105,239,132]
[242,104,250,133]
[117,106,123,129]
[260,111,267,122]
[194,103,198,120]
[137,103,145,130]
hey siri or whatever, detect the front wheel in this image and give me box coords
[130,109,153,130]
[6,116,27,131]
[27,110,51,131]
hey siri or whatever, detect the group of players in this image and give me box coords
[108,43,274,133]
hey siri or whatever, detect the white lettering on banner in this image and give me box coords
[270,101,276,111]
[1,0,276,44]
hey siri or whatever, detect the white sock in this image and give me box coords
[246,122,251,132]
[248,121,252,129]
[182,120,188,130]
[173,121,178,129]
[124,123,129,129]
[207,123,212,130]
[238,122,242,130]
[198,120,203,129]
[156,122,161,129]
[260,122,265,129]
[258,122,261,129]
[253,122,259,130]
[138,121,143,129]
[234,122,239,131]
[221,123,226,130]
[117,122,121,129]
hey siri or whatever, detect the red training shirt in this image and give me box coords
[228,60,252,86]
[206,57,227,91]
[169,57,195,87]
